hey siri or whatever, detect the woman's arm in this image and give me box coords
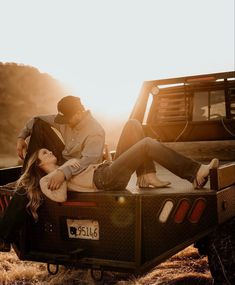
[40,173,68,202]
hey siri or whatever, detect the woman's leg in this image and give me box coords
[114,119,155,175]
[114,120,171,188]
[94,137,201,190]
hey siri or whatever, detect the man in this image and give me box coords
[0,95,105,251]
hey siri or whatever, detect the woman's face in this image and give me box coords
[38,148,57,169]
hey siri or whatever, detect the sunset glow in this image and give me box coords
[0,0,234,119]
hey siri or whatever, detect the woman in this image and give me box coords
[18,137,219,221]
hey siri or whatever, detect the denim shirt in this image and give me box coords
[18,111,105,180]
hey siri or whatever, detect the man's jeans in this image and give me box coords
[94,125,200,190]
[24,119,65,167]
[0,119,64,242]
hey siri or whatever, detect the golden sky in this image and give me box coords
[1,0,234,119]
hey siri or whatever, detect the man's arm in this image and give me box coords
[58,133,105,180]
[47,159,80,190]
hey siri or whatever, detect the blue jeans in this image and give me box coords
[94,122,200,190]
[114,119,156,175]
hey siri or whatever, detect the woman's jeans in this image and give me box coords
[114,119,156,176]
[94,136,201,191]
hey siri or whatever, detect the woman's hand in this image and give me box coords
[48,169,65,190]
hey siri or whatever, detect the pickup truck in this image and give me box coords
[0,71,235,278]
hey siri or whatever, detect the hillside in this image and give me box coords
[0,62,67,164]
[0,63,125,168]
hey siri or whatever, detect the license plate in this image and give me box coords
[66,219,99,240]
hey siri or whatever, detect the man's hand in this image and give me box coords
[67,158,80,168]
[16,138,28,160]
[48,170,65,190]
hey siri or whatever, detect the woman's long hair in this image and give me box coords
[17,150,45,221]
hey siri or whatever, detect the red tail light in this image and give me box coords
[174,199,190,223]
[188,198,206,223]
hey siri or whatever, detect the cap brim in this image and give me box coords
[54,114,70,124]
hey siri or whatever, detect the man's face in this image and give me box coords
[68,111,82,128]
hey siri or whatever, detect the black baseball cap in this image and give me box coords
[54,96,84,124]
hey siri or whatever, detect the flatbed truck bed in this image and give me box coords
[1,162,235,275]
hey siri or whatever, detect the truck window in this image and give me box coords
[193,90,226,121]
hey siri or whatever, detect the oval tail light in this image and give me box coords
[159,200,174,223]
[188,198,206,223]
[174,199,191,223]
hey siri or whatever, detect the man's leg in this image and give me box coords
[24,118,65,166]
[0,119,65,246]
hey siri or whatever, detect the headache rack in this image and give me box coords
[130,71,235,143]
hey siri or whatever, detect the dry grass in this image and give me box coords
[0,246,212,285]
